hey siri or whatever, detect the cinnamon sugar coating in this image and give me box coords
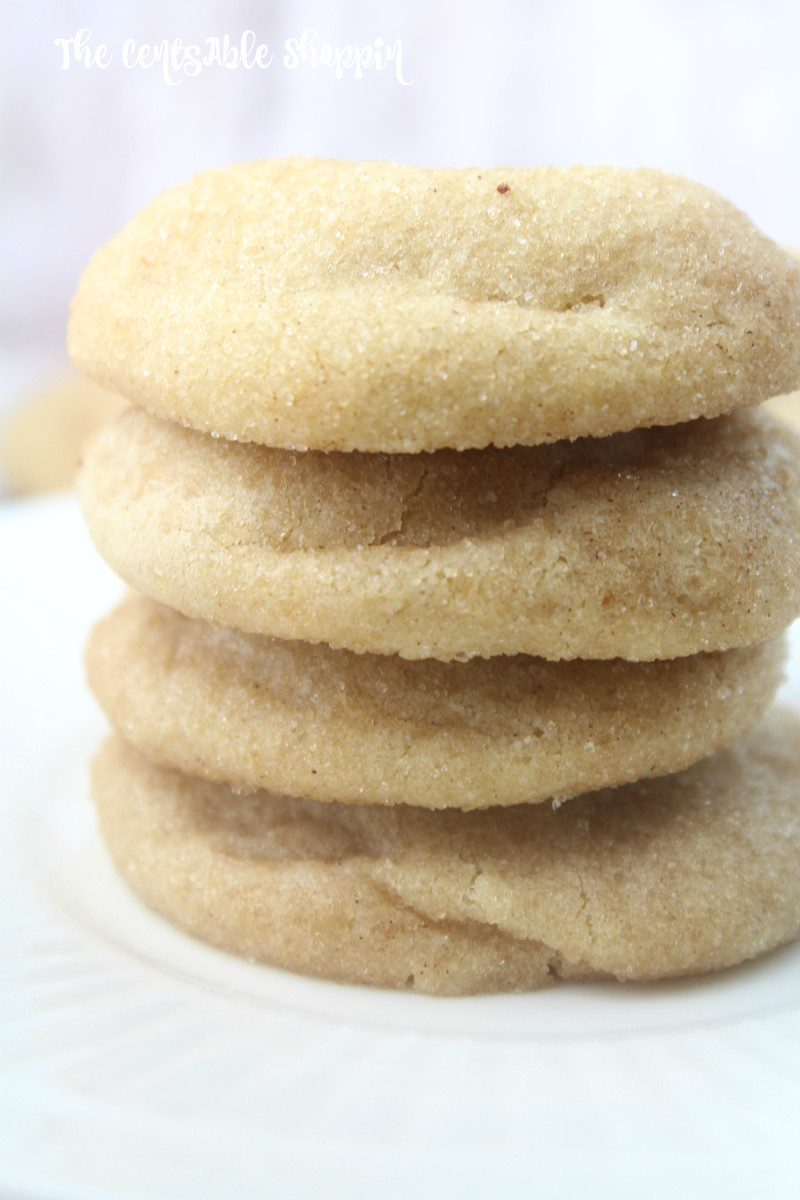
[68,160,800,453]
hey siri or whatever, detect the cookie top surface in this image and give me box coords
[92,709,800,993]
[78,406,800,660]
[86,594,786,809]
[68,159,800,452]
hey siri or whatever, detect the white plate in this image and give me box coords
[3,495,800,1200]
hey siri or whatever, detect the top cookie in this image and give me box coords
[68,160,800,453]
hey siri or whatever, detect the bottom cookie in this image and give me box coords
[92,711,800,996]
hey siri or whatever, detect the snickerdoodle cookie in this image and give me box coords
[86,593,786,809]
[68,160,800,453]
[91,709,800,994]
[78,406,800,661]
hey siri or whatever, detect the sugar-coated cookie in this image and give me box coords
[68,160,800,453]
[86,594,786,809]
[92,710,800,994]
[78,407,800,661]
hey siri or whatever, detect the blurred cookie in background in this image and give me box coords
[763,248,800,431]
[764,389,800,432]
[765,248,800,430]
[0,372,127,496]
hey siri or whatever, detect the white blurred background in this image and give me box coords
[1,0,799,480]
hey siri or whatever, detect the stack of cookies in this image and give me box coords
[69,161,800,994]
